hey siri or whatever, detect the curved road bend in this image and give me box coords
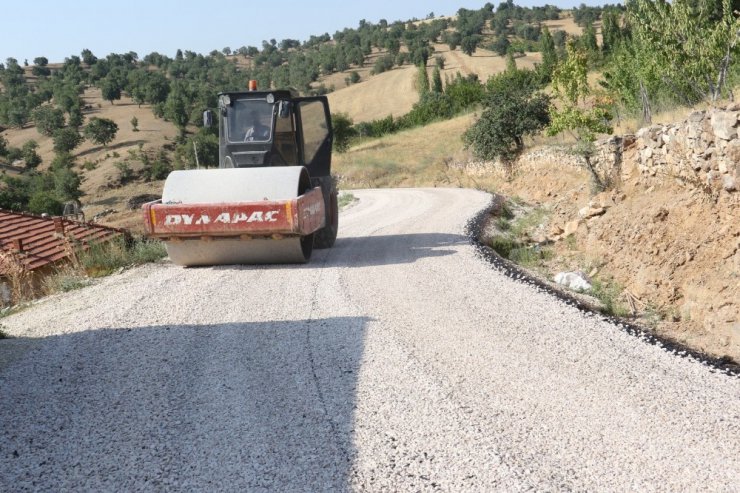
[1,188,738,491]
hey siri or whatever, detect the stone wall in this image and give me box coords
[455,104,739,196]
[625,105,739,193]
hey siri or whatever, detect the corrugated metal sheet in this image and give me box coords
[0,210,127,274]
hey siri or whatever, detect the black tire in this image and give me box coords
[314,178,338,249]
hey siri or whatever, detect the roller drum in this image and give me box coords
[161,167,314,266]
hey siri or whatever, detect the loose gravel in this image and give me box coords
[1,188,738,491]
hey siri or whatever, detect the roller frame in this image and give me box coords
[142,186,325,240]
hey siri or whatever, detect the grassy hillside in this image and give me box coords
[0,7,585,234]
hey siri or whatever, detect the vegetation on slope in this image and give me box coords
[0,0,737,218]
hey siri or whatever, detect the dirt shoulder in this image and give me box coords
[479,149,739,363]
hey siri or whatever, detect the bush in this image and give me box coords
[6,146,23,163]
[27,191,63,215]
[355,115,397,138]
[331,113,356,153]
[397,92,455,128]
[115,161,134,185]
[371,55,395,75]
[142,149,173,180]
[174,130,218,169]
[445,73,485,110]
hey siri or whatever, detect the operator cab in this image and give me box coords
[204,88,333,179]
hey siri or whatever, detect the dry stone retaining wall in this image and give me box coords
[456,104,739,196]
[626,105,739,193]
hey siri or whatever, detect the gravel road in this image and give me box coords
[1,188,738,491]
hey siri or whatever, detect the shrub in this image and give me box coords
[331,113,356,153]
[355,115,397,138]
[398,92,455,128]
[115,161,134,185]
[444,73,485,110]
[27,191,63,215]
[371,55,395,75]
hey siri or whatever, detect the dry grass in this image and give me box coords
[333,113,481,189]
[328,65,419,122]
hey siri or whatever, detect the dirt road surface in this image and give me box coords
[1,188,738,491]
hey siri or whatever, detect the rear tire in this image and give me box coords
[314,177,338,249]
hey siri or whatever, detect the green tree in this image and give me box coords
[0,175,30,210]
[173,130,218,170]
[21,140,41,169]
[628,0,740,102]
[84,117,119,147]
[582,23,599,54]
[538,26,557,83]
[28,191,63,215]
[461,35,481,56]
[416,63,430,95]
[53,166,83,201]
[491,35,511,56]
[432,66,444,93]
[68,106,84,128]
[0,135,9,156]
[331,113,356,153]
[32,105,66,137]
[53,83,82,114]
[445,31,462,50]
[142,148,173,180]
[131,116,139,132]
[464,69,550,165]
[506,53,517,72]
[81,48,98,65]
[100,75,122,104]
[50,151,75,170]
[547,41,613,191]
[600,10,621,54]
[31,56,50,77]
[127,69,148,107]
[145,71,170,104]
[52,128,83,153]
[165,82,191,138]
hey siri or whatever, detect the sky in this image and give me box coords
[1,0,610,64]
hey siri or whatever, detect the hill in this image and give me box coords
[0,6,585,232]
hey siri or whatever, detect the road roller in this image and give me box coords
[142,84,338,266]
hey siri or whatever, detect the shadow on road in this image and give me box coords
[204,233,468,272]
[326,233,468,267]
[0,316,371,491]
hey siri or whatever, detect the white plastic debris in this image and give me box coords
[554,271,592,291]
